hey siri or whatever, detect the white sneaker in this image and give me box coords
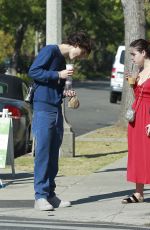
[48,195,71,208]
[34,198,54,211]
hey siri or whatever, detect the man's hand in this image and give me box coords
[63,89,76,97]
[59,69,74,79]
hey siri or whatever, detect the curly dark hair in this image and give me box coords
[66,31,92,54]
[130,39,150,58]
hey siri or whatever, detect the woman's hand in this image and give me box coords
[125,70,139,82]
[124,70,130,80]
[63,89,76,97]
[146,124,150,136]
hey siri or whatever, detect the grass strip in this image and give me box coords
[15,125,128,176]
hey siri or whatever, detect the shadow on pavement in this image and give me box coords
[0,172,34,187]
[95,167,127,173]
[71,189,150,205]
[75,150,127,159]
[0,200,34,208]
[0,172,33,180]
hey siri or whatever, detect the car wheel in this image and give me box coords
[110,92,118,103]
[118,94,122,101]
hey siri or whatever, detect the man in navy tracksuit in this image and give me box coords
[28,31,91,211]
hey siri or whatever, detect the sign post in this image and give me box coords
[0,109,15,182]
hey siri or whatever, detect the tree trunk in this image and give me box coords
[119,0,145,126]
[11,24,27,75]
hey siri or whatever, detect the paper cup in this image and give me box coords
[128,77,136,85]
[66,64,74,70]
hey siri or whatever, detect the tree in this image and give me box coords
[0,0,125,77]
[62,0,124,78]
[0,0,147,80]
[0,0,45,73]
[119,0,145,125]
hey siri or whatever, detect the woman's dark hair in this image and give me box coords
[66,31,92,54]
[130,39,150,58]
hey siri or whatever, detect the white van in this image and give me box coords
[110,45,125,103]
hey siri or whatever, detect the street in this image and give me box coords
[65,80,121,136]
[0,216,149,230]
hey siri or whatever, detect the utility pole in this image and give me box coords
[46,0,75,157]
[46,0,62,45]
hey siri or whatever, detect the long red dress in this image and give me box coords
[127,78,150,184]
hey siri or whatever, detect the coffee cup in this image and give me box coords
[128,76,136,85]
[66,64,74,70]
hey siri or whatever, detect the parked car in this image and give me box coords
[110,45,125,103]
[0,74,32,158]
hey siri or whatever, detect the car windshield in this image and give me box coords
[120,50,125,64]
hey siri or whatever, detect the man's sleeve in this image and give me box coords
[28,46,59,82]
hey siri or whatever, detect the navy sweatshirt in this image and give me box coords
[28,45,66,112]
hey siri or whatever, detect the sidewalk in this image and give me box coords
[0,141,150,228]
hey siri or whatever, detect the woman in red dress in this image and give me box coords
[122,39,150,204]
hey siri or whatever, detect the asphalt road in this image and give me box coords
[0,216,149,230]
[65,80,121,136]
